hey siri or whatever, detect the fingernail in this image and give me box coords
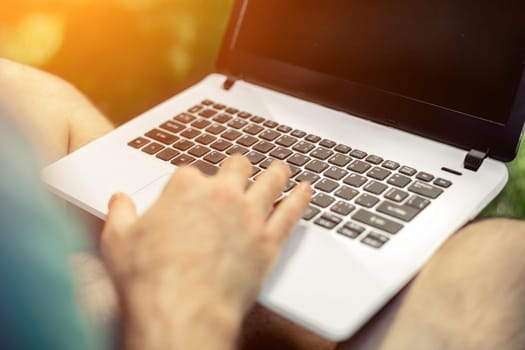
[108,193,122,209]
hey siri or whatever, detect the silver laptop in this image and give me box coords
[42,1,525,341]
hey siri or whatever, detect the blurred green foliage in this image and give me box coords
[1,0,523,218]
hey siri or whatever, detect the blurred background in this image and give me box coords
[0,0,523,218]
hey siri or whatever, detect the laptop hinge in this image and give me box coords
[464,149,489,172]
[222,77,236,91]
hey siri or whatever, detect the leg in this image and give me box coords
[0,58,113,164]
[338,218,525,350]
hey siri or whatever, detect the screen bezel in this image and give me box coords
[217,0,525,162]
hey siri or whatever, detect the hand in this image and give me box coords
[101,156,312,350]
[0,59,113,164]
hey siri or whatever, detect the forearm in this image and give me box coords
[122,283,242,350]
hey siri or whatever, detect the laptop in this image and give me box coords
[42,1,525,341]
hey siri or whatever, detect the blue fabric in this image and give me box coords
[0,114,103,349]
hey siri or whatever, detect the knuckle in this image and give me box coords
[211,177,242,203]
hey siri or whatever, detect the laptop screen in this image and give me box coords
[233,1,525,125]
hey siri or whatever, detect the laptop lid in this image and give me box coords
[217,1,525,162]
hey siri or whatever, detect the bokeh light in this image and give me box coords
[0,0,233,124]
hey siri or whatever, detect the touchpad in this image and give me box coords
[132,173,172,214]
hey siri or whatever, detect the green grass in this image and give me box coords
[482,142,525,219]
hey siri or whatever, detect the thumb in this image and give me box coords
[102,192,138,241]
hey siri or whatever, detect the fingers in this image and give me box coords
[102,192,138,241]
[263,182,312,249]
[216,154,253,189]
[247,161,291,215]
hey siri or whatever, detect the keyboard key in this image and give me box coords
[142,142,165,155]
[198,109,218,118]
[284,180,296,192]
[191,119,212,129]
[292,141,315,153]
[353,209,403,234]
[311,193,336,208]
[314,178,339,193]
[212,103,226,110]
[337,222,365,239]
[291,129,307,138]
[276,135,298,147]
[330,201,355,216]
[246,151,266,164]
[188,145,211,157]
[434,178,452,188]
[334,186,359,201]
[387,174,411,188]
[305,134,321,143]
[328,154,352,167]
[206,124,226,135]
[210,139,232,151]
[226,145,248,155]
[193,160,219,176]
[399,166,417,176]
[195,134,216,145]
[367,167,391,181]
[204,151,226,164]
[228,118,249,129]
[314,213,343,229]
[251,166,262,177]
[128,137,149,148]
[364,181,388,195]
[250,116,265,124]
[221,129,242,141]
[253,140,276,153]
[303,205,321,221]
[305,160,329,173]
[188,105,203,113]
[289,165,301,177]
[156,148,180,161]
[238,111,252,119]
[324,166,348,180]
[347,160,371,174]
[260,129,281,141]
[287,153,310,166]
[408,181,443,199]
[259,158,275,169]
[146,129,178,145]
[269,147,293,160]
[361,233,389,249]
[350,149,367,159]
[213,114,233,124]
[296,171,320,184]
[173,139,194,151]
[226,108,239,114]
[382,160,400,170]
[406,195,431,210]
[355,193,380,208]
[237,135,258,147]
[311,147,334,160]
[276,125,293,133]
[171,154,196,166]
[160,121,186,134]
[202,99,214,106]
[416,172,435,182]
[243,124,264,135]
[377,201,420,222]
[343,173,367,188]
[365,155,383,164]
[384,188,409,203]
[263,120,279,128]
[174,113,196,124]
[181,128,201,139]
[334,144,352,153]
[320,139,336,148]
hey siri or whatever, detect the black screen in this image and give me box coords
[234,1,525,124]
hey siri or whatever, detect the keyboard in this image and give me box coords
[128,99,452,249]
